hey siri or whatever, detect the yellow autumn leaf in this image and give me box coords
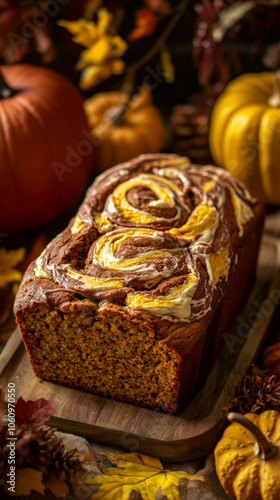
[161,45,175,84]
[112,35,128,56]
[0,247,25,288]
[15,468,45,496]
[97,8,114,35]
[57,18,99,48]
[78,54,125,89]
[77,37,113,68]
[112,59,126,74]
[58,8,127,90]
[85,451,205,500]
[79,64,112,89]
[45,476,69,498]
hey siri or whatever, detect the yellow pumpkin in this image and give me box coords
[209,71,280,204]
[84,87,166,172]
[214,411,280,500]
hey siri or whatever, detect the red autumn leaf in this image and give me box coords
[128,7,159,42]
[17,233,47,273]
[15,397,56,426]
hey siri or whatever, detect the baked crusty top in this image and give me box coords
[22,154,260,323]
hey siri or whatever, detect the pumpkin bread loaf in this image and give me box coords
[14,154,264,414]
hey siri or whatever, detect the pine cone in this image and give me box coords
[50,440,86,481]
[167,102,212,164]
[0,423,86,485]
[222,365,280,417]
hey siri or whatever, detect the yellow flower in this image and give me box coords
[58,8,127,89]
[0,248,25,288]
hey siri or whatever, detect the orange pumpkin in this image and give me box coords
[0,64,94,234]
[84,88,166,172]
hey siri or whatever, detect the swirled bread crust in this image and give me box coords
[33,155,255,322]
[14,154,264,413]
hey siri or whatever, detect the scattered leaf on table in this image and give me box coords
[15,397,56,426]
[14,468,45,496]
[86,451,205,500]
[45,476,69,498]
[0,248,25,288]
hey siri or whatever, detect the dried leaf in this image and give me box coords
[128,7,159,42]
[14,468,45,496]
[45,476,69,497]
[160,45,175,83]
[86,451,205,500]
[212,1,255,43]
[15,397,56,426]
[0,248,25,288]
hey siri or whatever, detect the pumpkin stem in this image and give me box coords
[227,412,278,461]
[105,86,139,126]
[268,70,280,107]
[0,70,16,99]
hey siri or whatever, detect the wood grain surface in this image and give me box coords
[0,234,280,461]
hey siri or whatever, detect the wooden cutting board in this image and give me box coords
[1,234,280,462]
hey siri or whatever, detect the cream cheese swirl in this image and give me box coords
[34,155,255,322]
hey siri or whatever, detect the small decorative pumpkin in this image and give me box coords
[209,71,280,204]
[84,87,166,172]
[0,64,93,234]
[263,342,280,377]
[215,411,280,500]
